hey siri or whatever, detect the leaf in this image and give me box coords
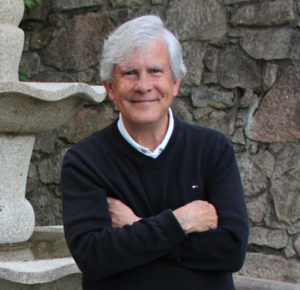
[24,0,41,10]
[19,66,29,81]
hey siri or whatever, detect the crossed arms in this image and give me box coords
[108,197,218,234]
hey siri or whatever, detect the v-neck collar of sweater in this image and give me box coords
[108,116,184,169]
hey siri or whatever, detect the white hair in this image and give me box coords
[100,15,186,83]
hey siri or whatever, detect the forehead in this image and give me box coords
[119,38,171,68]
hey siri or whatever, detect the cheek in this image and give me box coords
[116,81,133,96]
[157,83,176,98]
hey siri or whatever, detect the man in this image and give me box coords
[62,15,248,290]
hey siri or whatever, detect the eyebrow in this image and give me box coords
[148,65,164,71]
[118,64,171,77]
[121,67,138,73]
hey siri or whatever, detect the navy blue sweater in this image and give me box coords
[62,117,249,290]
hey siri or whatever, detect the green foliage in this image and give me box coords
[19,66,29,81]
[24,0,41,10]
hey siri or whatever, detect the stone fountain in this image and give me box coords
[0,0,105,245]
[0,0,105,288]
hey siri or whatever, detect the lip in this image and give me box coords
[130,99,159,103]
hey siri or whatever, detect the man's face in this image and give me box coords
[103,38,181,130]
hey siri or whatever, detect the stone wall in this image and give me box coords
[20,0,300,284]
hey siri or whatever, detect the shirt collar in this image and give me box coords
[117,108,174,159]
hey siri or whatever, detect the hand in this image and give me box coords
[107,197,141,227]
[173,200,218,234]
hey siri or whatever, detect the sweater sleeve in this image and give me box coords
[170,135,249,272]
[62,150,186,281]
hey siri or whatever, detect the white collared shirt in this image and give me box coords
[117,108,174,159]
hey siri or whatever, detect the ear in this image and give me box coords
[172,78,182,97]
[103,81,115,101]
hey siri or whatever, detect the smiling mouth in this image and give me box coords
[130,99,159,103]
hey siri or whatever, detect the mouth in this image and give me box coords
[130,99,159,103]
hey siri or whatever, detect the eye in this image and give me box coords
[149,67,163,77]
[123,69,138,79]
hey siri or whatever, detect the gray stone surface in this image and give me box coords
[248,64,300,142]
[0,135,36,244]
[38,150,67,185]
[166,0,227,41]
[224,0,248,4]
[33,71,76,82]
[0,274,82,290]
[194,107,236,137]
[249,227,288,249]
[236,109,249,128]
[171,98,193,123]
[77,69,97,83]
[191,87,234,109]
[52,0,105,10]
[57,102,117,143]
[231,128,246,145]
[262,62,278,90]
[0,0,24,26]
[29,27,53,50]
[20,52,41,78]
[110,0,146,8]
[285,244,297,259]
[203,48,218,72]
[0,82,105,133]
[0,0,24,82]
[0,0,106,247]
[0,227,80,284]
[254,150,275,178]
[34,130,60,154]
[240,28,300,60]
[217,47,261,88]
[240,252,300,284]
[181,42,206,86]
[0,257,79,284]
[42,12,114,71]
[236,154,269,197]
[271,143,300,225]
[230,0,294,26]
[246,196,266,223]
[0,26,24,82]
[27,185,63,226]
[151,0,165,4]
[26,163,39,194]
[234,275,300,290]
[48,13,68,27]
[295,235,300,257]
[239,89,258,109]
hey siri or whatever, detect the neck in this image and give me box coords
[123,115,169,152]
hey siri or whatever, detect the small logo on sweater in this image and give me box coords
[192,185,199,189]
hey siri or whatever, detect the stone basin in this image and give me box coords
[0,82,106,133]
[0,226,80,285]
[0,82,106,245]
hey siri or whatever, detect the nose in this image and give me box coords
[134,72,152,94]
